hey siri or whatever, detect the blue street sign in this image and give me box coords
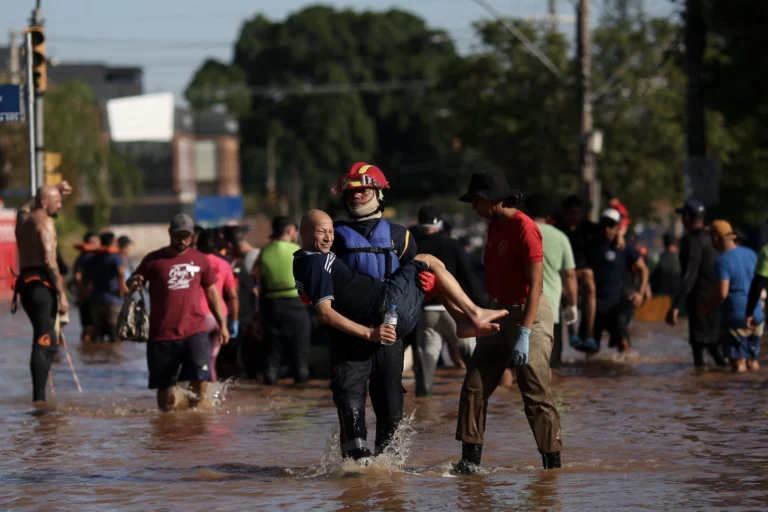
[194,195,244,225]
[0,85,22,123]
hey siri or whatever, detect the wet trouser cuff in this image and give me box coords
[461,442,483,465]
[341,437,366,454]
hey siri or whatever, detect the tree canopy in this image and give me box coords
[184,1,768,223]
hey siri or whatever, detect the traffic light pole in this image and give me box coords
[32,6,44,187]
[25,31,37,196]
[35,92,44,187]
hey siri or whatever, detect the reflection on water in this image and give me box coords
[0,307,766,510]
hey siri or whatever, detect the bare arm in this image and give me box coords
[702,280,729,313]
[522,261,544,329]
[315,300,395,343]
[635,257,650,294]
[226,285,239,322]
[39,219,68,310]
[117,265,127,298]
[16,198,35,226]
[561,268,577,306]
[205,284,227,329]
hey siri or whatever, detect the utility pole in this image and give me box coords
[577,0,597,220]
[685,0,707,159]
[549,0,558,32]
[9,31,20,85]
[31,3,45,187]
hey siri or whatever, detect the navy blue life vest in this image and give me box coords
[335,220,399,279]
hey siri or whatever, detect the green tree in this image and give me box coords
[439,19,579,199]
[696,0,768,225]
[591,5,690,217]
[187,6,458,206]
[185,59,251,115]
[0,81,140,229]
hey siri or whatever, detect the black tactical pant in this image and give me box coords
[329,331,404,456]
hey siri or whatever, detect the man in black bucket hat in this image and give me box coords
[454,169,562,474]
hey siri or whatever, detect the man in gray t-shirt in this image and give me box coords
[239,248,260,326]
[223,226,261,378]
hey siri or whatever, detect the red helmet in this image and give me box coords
[331,162,390,195]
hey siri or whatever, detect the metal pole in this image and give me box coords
[35,93,44,187]
[25,32,37,196]
[9,31,20,85]
[577,0,597,221]
[549,0,557,32]
[685,0,707,159]
[32,5,44,187]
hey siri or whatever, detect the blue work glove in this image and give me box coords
[228,320,239,339]
[511,326,531,366]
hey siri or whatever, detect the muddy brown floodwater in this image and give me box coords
[0,307,766,511]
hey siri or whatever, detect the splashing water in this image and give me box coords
[171,377,238,409]
[374,410,416,469]
[311,410,417,477]
[313,428,343,477]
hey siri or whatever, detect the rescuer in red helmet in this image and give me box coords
[325,161,421,461]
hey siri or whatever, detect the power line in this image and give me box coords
[186,80,434,98]
[592,9,683,101]
[469,0,566,81]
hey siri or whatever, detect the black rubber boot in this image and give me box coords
[345,447,373,461]
[455,442,483,474]
[542,452,561,469]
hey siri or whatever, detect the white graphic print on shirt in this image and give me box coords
[168,262,201,290]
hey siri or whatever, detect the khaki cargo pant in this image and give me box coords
[455,295,562,454]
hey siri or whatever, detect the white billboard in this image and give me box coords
[106,92,174,142]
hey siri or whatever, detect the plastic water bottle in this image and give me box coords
[382,304,398,345]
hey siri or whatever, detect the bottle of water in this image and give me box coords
[382,304,398,345]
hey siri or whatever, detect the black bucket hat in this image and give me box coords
[459,169,521,203]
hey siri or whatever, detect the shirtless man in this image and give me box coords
[14,182,73,402]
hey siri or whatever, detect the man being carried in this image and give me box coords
[14,182,73,402]
[294,210,507,460]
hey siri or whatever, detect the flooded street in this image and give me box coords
[1,308,766,511]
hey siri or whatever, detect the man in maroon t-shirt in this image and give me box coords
[454,169,562,474]
[128,213,230,411]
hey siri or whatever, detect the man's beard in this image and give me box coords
[347,191,382,220]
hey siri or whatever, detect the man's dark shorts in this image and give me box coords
[147,332,211,389]
[380,260,428,338]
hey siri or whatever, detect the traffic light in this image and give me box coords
[44,152,62,186]
[22,26,46,94]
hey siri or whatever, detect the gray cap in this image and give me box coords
[170,213,195,233]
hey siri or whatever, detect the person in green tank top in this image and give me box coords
[253,216,311,384]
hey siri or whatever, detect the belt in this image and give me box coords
[10,268,55,314]
[492,299,526,309]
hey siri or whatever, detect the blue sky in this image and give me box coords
[4,0,675,103]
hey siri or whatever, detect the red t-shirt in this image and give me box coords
[134,247,217,341]
[200,253,236,317]
[484,211,544,305]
